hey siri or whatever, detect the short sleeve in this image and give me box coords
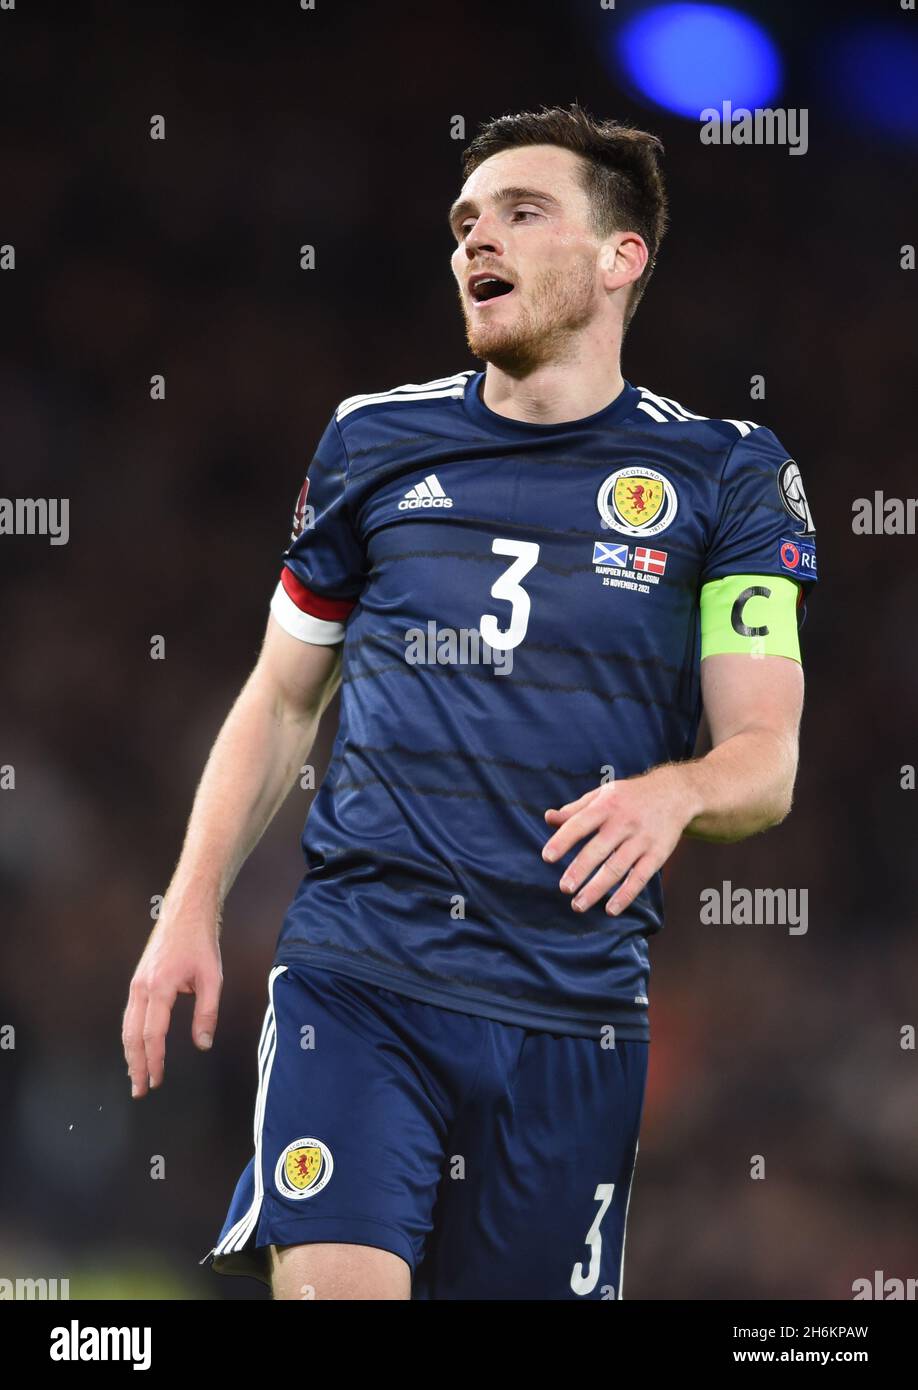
[269,411,367,645]
[702,426,817,623]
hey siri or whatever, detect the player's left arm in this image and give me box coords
[678,646,803,841]
[542,646,803,916]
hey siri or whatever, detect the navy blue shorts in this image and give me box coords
[205,962,648,1299]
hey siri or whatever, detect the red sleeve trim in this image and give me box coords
[280,567,356,621]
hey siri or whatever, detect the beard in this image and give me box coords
[459,255,598,375]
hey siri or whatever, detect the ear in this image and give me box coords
[598,232,649,294]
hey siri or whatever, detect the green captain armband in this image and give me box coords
[700,574,802,662]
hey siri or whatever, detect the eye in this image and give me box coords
[510,208,540,222]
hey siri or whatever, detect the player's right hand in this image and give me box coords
[122,909,223,1099]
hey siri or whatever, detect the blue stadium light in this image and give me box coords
[827,26,918,143]
[617,4,783,118]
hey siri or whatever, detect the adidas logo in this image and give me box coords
[398,474,453,510]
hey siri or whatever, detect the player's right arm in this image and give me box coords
[124,407,365,1099]
[122,617,342,1099]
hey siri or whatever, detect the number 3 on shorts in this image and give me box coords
[570,1183,615,1296]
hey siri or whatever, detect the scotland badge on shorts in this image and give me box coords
[274,1137,334,1200]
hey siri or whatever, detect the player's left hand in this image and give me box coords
[542,766,697,916]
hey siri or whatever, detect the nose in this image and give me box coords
[464,211,504,259]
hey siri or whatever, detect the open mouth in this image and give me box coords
[469,274,515,304]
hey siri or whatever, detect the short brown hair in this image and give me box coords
[461,102,668,329]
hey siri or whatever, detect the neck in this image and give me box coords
[481,330,625,425]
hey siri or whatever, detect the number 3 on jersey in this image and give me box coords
[480,538,540,651]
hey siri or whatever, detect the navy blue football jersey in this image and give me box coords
[267,371,818,1040]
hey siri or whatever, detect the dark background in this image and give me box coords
[1,0,916,1298]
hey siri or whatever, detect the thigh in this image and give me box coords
[415,1032,649,1300]
[269,1241,411,1300]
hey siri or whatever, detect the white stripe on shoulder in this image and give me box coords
[336,371,474,422]
[636,387,760,435]
[638,387,696,421]
[652,391,707,421]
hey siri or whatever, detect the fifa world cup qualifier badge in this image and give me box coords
[597,465,679,537]
[776,459,816,576]
[777,459,815,536]
[275,1137,334,1200]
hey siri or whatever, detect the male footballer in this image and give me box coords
[123,103,817,1300]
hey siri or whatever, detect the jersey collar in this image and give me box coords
[463,370,640,436]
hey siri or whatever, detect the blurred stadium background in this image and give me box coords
[1,0,916,1299]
